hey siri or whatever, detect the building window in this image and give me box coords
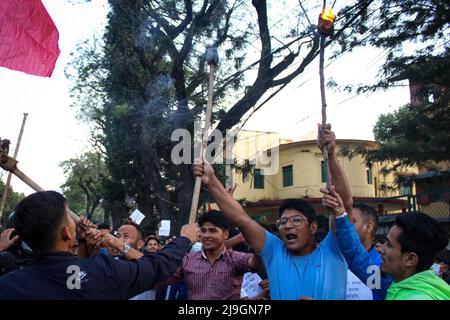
[254,169,264,189]
[400,185,412,196]
[283,165,293,187]
[321,160,327,183]
[366,165,373,185]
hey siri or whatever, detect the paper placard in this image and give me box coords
[158,220,171,237]
[346,270,373,300]
[129,209,145,225]
[240,272,263,299]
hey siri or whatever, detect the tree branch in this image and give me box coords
[253,0,272,75]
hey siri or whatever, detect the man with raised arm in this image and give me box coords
[322,188,450,300]
[0,191,199,299]
[193,160,348,300]
[318,123,387,299]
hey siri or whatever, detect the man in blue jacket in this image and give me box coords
[317,124,389,299]
[322,188,450,300]
[0,191,198,299]
[321,188,393,299]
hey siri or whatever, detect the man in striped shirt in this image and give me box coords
[168,210,261,299]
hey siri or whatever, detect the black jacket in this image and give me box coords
[0,237,190,299]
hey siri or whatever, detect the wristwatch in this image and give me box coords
[120,242,131,255]
[336,211,348,219]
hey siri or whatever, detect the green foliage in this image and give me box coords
[336,0,450,183]
[335,0,449,92]
[341,99,450,183]
[380,102,448,164]
[0,178,25,227]
[60,152,108,220]
[234,160,255,184]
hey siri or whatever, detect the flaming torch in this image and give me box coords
[318,8,336,37]
[317,3,336,214]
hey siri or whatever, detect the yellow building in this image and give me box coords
[221,130,418,224]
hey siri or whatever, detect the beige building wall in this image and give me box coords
[231,131,418,202]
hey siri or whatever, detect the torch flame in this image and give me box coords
[320,8,336,23]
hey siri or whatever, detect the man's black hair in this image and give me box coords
[395,213,449,273]
[354,203,378,230]
[14,191,68,252]
[198,210,230,230]
[375,236,386,244]
[144,235,161,247]
[315,215,329,242]
[97,223,110,230]
[435,249,450,265]
[119,222,143,241]
[278,199,317,223]
[316,215,329,231]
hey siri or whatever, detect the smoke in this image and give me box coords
[144,74,176,113]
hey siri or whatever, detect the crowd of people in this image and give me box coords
[0,124,449,300]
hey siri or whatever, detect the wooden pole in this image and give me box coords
[317,2,336,229]
[319,36,332,191]
[0,113,28,220]
[189,48,218,224]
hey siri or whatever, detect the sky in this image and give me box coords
[0,1,410,196]
[0,0,108,195]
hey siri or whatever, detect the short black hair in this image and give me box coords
[119,223,143,241]
[316,215,329,231]
[435,249,450,265]
[14,191,68,252]
[144,235,160,247]
[198,210,230,230]
[353,203,378,230]
[97,223,110,230]
[395,213,448,273]
[278,199,317,223]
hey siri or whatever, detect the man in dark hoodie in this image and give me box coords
[0,191,199,299]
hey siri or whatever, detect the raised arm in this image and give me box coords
[321,187,390,299]
[318,124,353,221]
[225,232,246,250]
[193,159,266,254]
[85,228,144,260]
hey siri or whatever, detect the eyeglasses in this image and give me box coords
[277,215,309,228]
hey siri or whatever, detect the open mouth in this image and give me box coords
[285,234,297,244]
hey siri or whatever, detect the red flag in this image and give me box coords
[0,0,60,77]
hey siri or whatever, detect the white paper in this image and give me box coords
[240,272,263,299]
[129,209,146,225]
[158,220,171,237]
[346,270,373,300]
